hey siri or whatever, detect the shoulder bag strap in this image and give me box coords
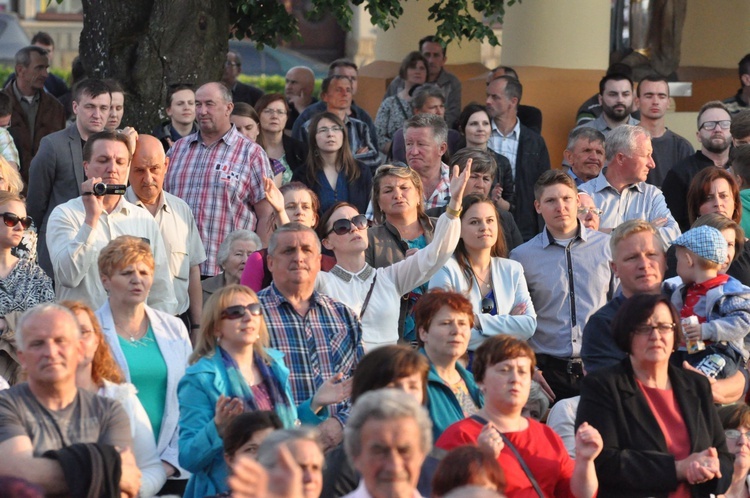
[469,415,545,498]
[359,275,378,318]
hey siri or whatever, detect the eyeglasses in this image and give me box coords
[326,214,368,236]
[221,303,262,320]
[316,125,344,135]
[725,429,750,441]
[700,120,731,131]
[262,108,287,116]
[577,206,603,217]
[633,322,676,335]
[1,212,32,229]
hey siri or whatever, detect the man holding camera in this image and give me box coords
[45,130,177,313]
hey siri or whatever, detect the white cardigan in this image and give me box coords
[428,256,537,350]
[316,212,461,350]
[99,380,167,497]
[97,300,192,479]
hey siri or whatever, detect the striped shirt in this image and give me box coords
[164,125,272,275]
[424,162,451,211]
[259,284,364,424]
[488,118,520,178]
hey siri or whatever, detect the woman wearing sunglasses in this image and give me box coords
[95,236,192,493]
[178,284,345,498]
[0,191,53,369]
[291,111,372,216]
[428,194,536,352]
[314,162,470,350]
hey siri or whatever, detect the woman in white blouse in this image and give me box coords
[265,163,470,350]
[429,194,536,351]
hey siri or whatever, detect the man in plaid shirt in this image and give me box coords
[164,82,275,276]
[259,223,364,450]
[404,113,451,211]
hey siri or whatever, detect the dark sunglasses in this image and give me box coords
[221,303,262,320]
[1,212,32,229]
[327,214,368,236]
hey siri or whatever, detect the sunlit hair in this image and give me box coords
[371,164,428,225]
[454,195,507,287]
[610,218,659,258]
[472,334,536,384]
[60,300,124,385]
[612,294,683,355]
[0,158,23,194]
[254,93,288,150]
[718,403,750,431]
[687,167,741,225]
[533,169,577,202]
[97,235,154,278]
[190,284,269,364]
[432,445,506,496]
[217,229,261,269]
[451,147,497,180]
[0,190,23,207]
[351,345,430,404]
[414,289,475,349]
[692,212,745,259]
[304,111,360,185]
[604,125,650,162]
[316,201,360,242]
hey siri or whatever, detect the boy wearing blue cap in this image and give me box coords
[670,225,750,378]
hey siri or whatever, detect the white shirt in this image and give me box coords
[488,117,521,177]
[125,188,207,315]
[46,196,178,314]
[343,480,423,498]
[316,212,460,350]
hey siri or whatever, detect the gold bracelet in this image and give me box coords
[445,205,462,218]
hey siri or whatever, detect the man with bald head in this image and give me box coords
[126,135,206,331]
[285,66,316,131]
[164,81,275,277]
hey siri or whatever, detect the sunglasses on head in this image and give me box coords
[326,214,368,236]
[221,302,262,320]
[1,212,32,229]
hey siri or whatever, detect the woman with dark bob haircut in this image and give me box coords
[431,445,506,497]
[438,335,602,498]
[577,293,733,497]
[322,345,430,498]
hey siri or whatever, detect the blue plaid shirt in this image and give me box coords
[259,284,364,424]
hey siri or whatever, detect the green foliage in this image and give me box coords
[231,0,517,48]
[0,65,71,86]
[237,74,322,97]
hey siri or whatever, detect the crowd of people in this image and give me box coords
[4,30,750,498]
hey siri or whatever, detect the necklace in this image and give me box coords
[471,265,492,291]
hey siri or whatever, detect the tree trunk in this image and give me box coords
[80,0,230,132]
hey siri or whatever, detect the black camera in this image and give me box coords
[92,183,126,196]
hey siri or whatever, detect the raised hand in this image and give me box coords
[311,372,352,412]
[214,395,244,436]
[574,422,603,462]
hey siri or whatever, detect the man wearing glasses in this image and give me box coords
[663,101,733,232]
[221,51,264,107]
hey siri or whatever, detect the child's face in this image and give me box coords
[674,246,695,284]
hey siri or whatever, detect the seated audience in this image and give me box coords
[0,304,139,496]
[414,289,484,440]
[456,103,514,212]
[292,111,372,216]
[66,300,166,497]
[314,162,465,349]
[375,51,428,154]
[255,93,306,185]
[96,236,191,493]
[202,229,262,304]
[429,194,536,351]
[240,180,334,292]
[178,284,341,498]
[576,294,732,497]
[437,335,603,498]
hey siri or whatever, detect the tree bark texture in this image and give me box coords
[80,0,230,132]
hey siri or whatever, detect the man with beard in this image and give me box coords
[578,73,639,137]
[636,76,694,187]
[663,101,732,231]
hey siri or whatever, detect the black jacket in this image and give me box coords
[511,124,551,241]
[576,359,732,498]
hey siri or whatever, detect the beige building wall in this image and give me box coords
[681,0,750,68]
[501,0,610,70]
